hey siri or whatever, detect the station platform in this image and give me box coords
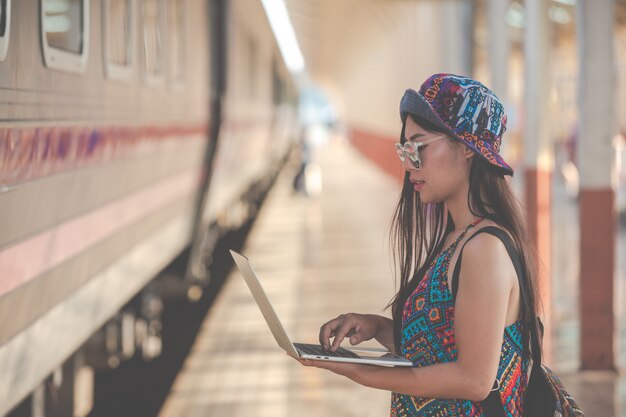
[158,137,624,417]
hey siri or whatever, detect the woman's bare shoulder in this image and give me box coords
[463,219,513,269]
[447,219,515,289]
[460,221,517,283]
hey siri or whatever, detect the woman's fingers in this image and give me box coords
[318,313,373,351]
[348,328,361,345]
[330,315,358,351]
[319,316,342,350]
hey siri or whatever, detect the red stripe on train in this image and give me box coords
[0,124,209,186]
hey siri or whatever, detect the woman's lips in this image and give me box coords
[413,180,424,191]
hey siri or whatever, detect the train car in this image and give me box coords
[0,1,297,416]
[189,0,298,281]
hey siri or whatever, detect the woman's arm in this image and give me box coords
[301,233,516,402]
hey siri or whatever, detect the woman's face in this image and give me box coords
[402,117,472,204]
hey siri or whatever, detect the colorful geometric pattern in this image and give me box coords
[542,365,585,417]
[390,223,529,416]
[400,73,513,176]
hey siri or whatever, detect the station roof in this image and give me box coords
[283,0,626,88]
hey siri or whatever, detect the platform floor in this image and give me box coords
[159,138,625,417]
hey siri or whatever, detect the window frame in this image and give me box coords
[40,0,90,74]
[168,0,186,90]
[141,0,166,87]
[102,0,136,81]
[0,0,12,61]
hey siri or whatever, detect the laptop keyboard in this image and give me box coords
[293,343,360,359]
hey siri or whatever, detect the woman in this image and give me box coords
[295,73,542,416]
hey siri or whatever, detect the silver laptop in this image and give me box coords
[229,250,412,367]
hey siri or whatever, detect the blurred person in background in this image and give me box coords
[292,123,326,197]
[292,124,312,195]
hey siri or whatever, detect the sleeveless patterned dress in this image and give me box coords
[390,222,529,416]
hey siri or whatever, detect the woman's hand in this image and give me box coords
[296,358,360,374]
[318,313,385,352]
[294,355,367,381]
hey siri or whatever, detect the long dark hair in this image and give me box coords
[388,114,542,363]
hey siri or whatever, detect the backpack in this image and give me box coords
[451,226,585,417]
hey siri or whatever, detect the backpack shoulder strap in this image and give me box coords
[451,226,524,300]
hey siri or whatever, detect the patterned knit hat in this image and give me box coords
[399,73,513,176]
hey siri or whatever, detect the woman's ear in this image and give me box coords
[463,145,475,160]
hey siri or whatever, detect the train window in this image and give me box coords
[142,0,165,85]
[41,0,90,73]
[103,0,135,80]
[168,0,185,86]
[0,0,11,61]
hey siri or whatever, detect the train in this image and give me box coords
[0,0,298,415]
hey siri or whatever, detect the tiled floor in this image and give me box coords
[159,138,625,417]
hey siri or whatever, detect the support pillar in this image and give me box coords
[487,0,509,102]
[458,0,474,76]
[440,1,464,74]
[524,0,552,364]
[577,0,617,370]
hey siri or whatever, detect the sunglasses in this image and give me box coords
[395,136,444,170]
